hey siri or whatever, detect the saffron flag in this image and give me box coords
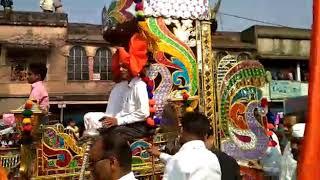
[298,0,320,179]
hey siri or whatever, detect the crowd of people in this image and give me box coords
[89,112,240,180]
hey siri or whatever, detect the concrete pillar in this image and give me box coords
[88,56,94,80]
[0,46,7,66]
[296,62,301,82]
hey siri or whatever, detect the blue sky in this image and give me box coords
[15,0,312,31]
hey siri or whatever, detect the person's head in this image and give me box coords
[68,119,76,127]
[90,131,132,180]
[27,63,47,84]
[119,65,131,80]
[283,113,302,137]
[205,127,215,150]
[179,112,211,145]
[291,123,305,160]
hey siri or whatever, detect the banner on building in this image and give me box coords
[269,80,302,99]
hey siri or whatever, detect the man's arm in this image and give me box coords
[147,146,173,164]
[105,85,118,117]
[160,153,172,164]
[116,82,150,125]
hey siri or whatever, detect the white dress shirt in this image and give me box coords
[163,140,221,180]
[83,81,128,130]
[119,172,137,180]
[271,132,281,154]
[280,142,297,180]
[105,81,129,117]
[115,77,150,126]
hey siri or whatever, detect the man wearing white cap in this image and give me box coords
[280,123,305,180]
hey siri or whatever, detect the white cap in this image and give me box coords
[292,123,306,138]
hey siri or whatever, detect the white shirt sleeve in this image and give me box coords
[116,82,150,125]
[159,153,172,164]
[105,86,117,117]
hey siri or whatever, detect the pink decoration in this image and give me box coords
[2,113,15,126]
[135,3,143,11]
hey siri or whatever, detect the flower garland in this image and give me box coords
[20,100,34,144]
[142,76,160,127]
[134,0,145,21]
[180,86,194,113]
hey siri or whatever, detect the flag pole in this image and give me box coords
[298,0,320,179]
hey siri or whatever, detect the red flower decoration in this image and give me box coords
[147,80,154,87]
[142,76,150,83]
[182,93,189,101]
[135,2,143,11]
[146,117,155,127]
[149,107,156,113]
[149,99,156,106]
[261,98,268,108]
[23,124,32,132]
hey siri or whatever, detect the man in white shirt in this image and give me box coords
[280,123,305,180]
[100,66,150,140]
[90,131,137,180]
[83,80,129,130]
[89,33,150,140]
[160,112,221,180]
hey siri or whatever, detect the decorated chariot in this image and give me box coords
[101,0,273,179]
[0,0,273,179]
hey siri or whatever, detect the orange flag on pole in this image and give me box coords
[298,0,320,179]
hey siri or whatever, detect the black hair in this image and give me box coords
[67,118,75,124]
[100,131,132,172]
[28,63,47,81]
[181,112,211,139]
[284,112,305,123]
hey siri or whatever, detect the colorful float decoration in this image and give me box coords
[0,100,87,179]
[102,0,215,178]
[216,55,271,177]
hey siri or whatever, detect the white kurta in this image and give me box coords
[84,81,128,130]
[163,140,221,180]
[280,142,297,180]
[119,172,138,180]
[84,77,149,130]
[115,77,150,125]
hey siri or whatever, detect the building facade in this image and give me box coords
[214,25,310,114]
[0,12,114,123]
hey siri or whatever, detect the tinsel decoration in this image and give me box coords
[142,77,158,127]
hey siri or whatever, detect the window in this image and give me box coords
[68,46,89,80]
[10,62,27,81]
[94,48,112,80]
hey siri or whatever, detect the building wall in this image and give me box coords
[257,38,310,58]
[0,24,115,113]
